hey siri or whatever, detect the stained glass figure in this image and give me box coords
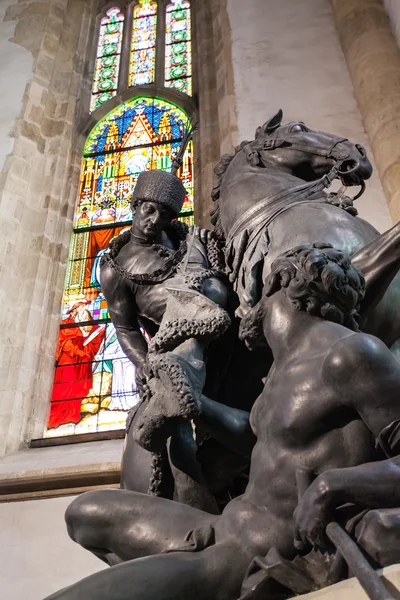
[47,96,194,437]
[90,7,125,112]
[129,0,158,87]
[165,0,192,95]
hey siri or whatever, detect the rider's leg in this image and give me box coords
[43,542,247,600]
[65,488,217,563]
[167,422,220,514]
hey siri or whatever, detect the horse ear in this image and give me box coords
[260,109,283,135]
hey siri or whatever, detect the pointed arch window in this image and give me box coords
[129,0,158,86]
[90,0,192,112]
[90,7,125,112]
[45,1,196,439]
[46,97,193,437]
[165,0,192,94]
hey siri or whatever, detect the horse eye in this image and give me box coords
[290,124,303,133]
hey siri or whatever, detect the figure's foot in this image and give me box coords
[132,350,204,452]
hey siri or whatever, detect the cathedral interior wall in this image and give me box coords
[0,495,104,599]
[385,0,400,47]
[0,0,96,456]
[226,0,392,232]
[0,1,33,176]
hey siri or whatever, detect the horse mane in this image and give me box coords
[210,140,250,237]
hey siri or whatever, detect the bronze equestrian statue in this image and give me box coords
[44,114,400,599]
[114,113,400,508]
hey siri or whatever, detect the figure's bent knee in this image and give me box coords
[65,490,113,546]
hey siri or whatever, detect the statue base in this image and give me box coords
[295,564,400,600]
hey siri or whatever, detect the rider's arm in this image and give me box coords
[100,261,148,369]
[197,395,255,459]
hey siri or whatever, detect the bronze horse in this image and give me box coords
[212,109,400,352]
[122,112,400,502]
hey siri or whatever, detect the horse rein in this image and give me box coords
[261,135,364,180]
[226,161,350,247]
[225,133,366,246]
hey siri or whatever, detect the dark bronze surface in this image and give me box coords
[44,115,400,600]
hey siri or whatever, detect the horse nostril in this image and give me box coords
[355,144,366,158]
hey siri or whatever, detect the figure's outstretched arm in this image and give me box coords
[352,219,400,322]
[197,395,255,458]
[293,457,400,550]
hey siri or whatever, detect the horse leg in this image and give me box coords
[351,219,400,323]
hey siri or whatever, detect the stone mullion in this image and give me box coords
[155,0,167,87]
[119,2,134,94]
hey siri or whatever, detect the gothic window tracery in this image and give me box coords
[165,0,192,94]
[91,7,125,112]
[46,1,194,438]
[129,0,158,86]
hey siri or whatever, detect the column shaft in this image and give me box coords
[332,0,400,222]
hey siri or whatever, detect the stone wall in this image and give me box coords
[0,1,33,175]
[385,0,400,47]
[0,0,97,454]
[223,0,392,232]
[0,495,104,599]
[192,0,222,226]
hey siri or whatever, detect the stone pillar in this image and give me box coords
[331,0,400,222]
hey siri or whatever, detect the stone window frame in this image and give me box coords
[37,0,198,445]
[87,0,196,119]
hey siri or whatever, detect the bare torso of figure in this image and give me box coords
[216,321,381,560]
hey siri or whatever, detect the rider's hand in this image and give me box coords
[293,473,335,553]
[135,364,150,397]
[188,225,215,246]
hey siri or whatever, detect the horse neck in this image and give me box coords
[218,151,307,235]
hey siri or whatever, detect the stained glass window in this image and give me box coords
[129,0,158,87]
[90,7,125,112]
[165,0,192,95]
[46,97,194,437]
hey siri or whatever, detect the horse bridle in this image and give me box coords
[258,134,365,198]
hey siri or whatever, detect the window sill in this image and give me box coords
[31,430,125,448]
[0,439,123,503]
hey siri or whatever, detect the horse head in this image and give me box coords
[246,109,372,187]
[212,110,373,237]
